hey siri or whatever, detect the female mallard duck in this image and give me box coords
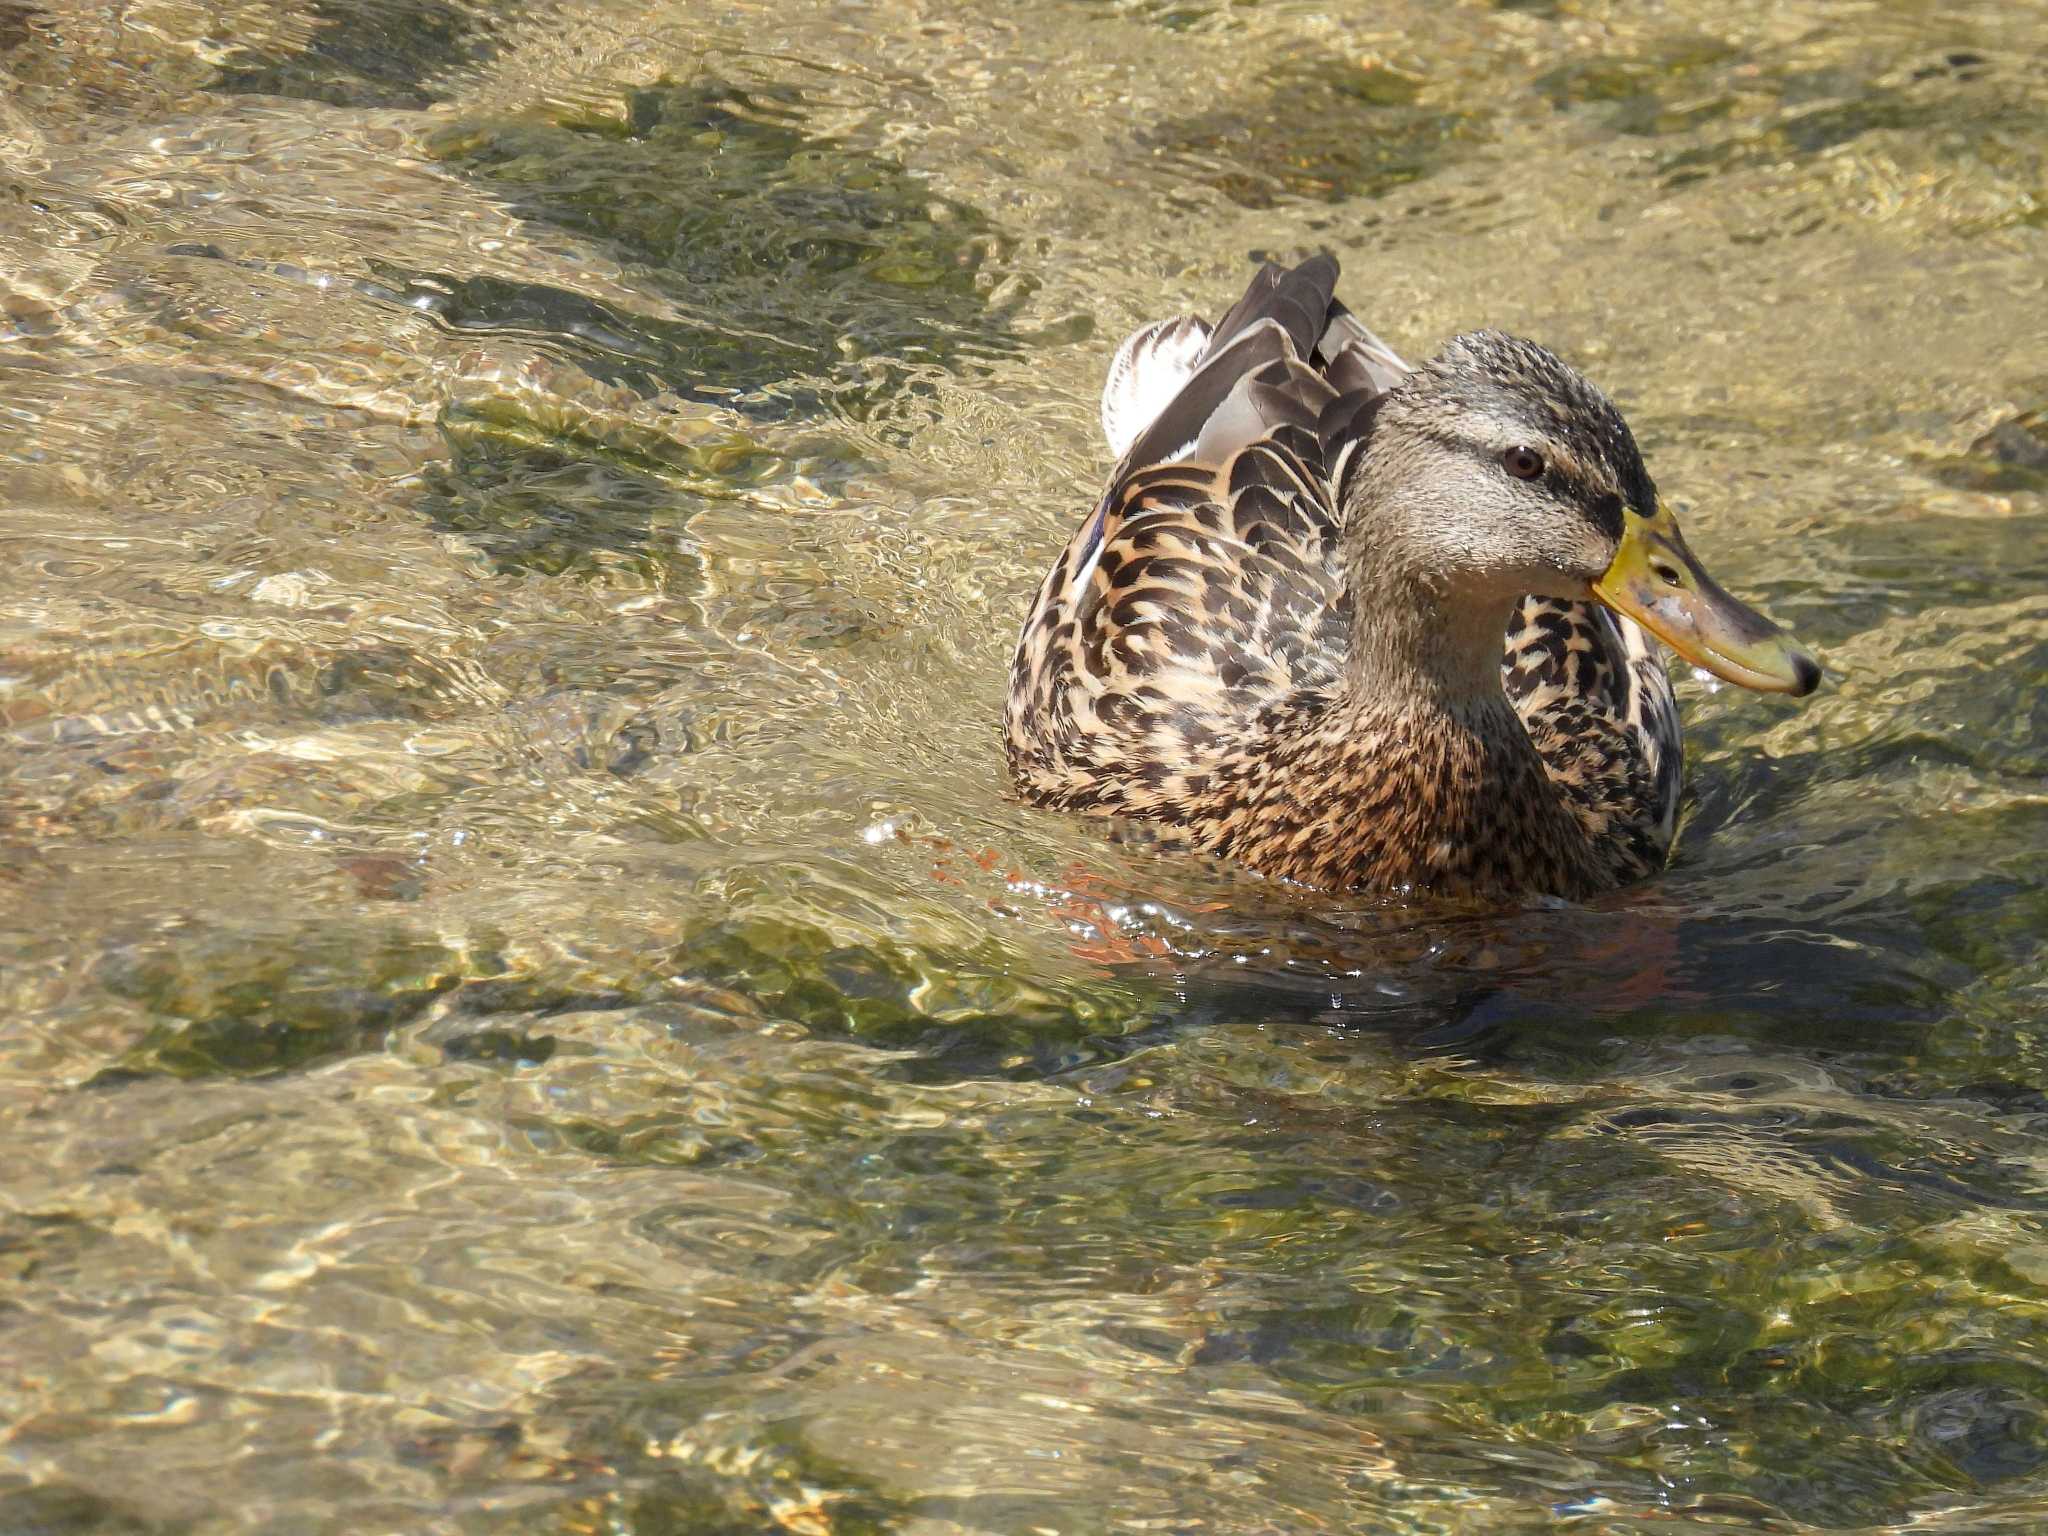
[1004,255,1820,900]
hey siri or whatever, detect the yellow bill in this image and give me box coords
[1592,501,1821,696]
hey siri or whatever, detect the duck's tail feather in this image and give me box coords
[1205,253,1339,364]
[1106,255,1408,486]
[1115,317,1295,473]
[1100,315,1212,458]
[1320,301,1410,393]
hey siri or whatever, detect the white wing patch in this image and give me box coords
[1100,315,1212,458]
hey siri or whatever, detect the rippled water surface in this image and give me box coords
[3,0,2047,1530]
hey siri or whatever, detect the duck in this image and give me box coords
[1003,255,1820,900]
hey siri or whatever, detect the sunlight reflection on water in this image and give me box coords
[2,0,2047,1530]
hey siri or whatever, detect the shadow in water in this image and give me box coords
[212,0,525,109]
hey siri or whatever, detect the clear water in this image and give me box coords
[2,1,2046,1530]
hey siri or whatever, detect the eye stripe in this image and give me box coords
[1587,490,1625,540]
[1512,459,1627,541]
[1439,436,1629,539]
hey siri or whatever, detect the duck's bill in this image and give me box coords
[1592,501,1822,696]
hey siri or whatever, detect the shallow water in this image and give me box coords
[2,0,2046,1530]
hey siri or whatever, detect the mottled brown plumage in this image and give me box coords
[1005,256,1817,900]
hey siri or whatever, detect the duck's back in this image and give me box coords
[1004,256,1683,890]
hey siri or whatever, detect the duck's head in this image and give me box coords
[1360,329,1820,696]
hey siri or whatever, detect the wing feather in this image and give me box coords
[1100,315,1212,458]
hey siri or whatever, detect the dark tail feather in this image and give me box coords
[1204,254,1340,365]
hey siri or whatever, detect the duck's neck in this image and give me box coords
[1271,518,1603,897]
[1343,575,1522,721]
[1339,504,1526,722]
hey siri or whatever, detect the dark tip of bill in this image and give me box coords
[1791,650,1823,696]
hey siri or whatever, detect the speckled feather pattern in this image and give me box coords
[1004,258,1684,900]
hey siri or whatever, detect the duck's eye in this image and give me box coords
[1503,446,1545,480]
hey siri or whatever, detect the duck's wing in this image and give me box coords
[1007,259,1389,813]
[1100,315,1210,459]
[1097,255,1408,459]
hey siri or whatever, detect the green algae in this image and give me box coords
[1928,409,2048,496]
[1144,58,1488,209]
[94,925,465,1080]
[211,0,520,110]
[1533,37,1742,137]
[0,1483,177,1536]
[83,906,1162,1088]
[426,77,1024,412]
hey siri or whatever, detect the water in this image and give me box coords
[1,0,2045,1529]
